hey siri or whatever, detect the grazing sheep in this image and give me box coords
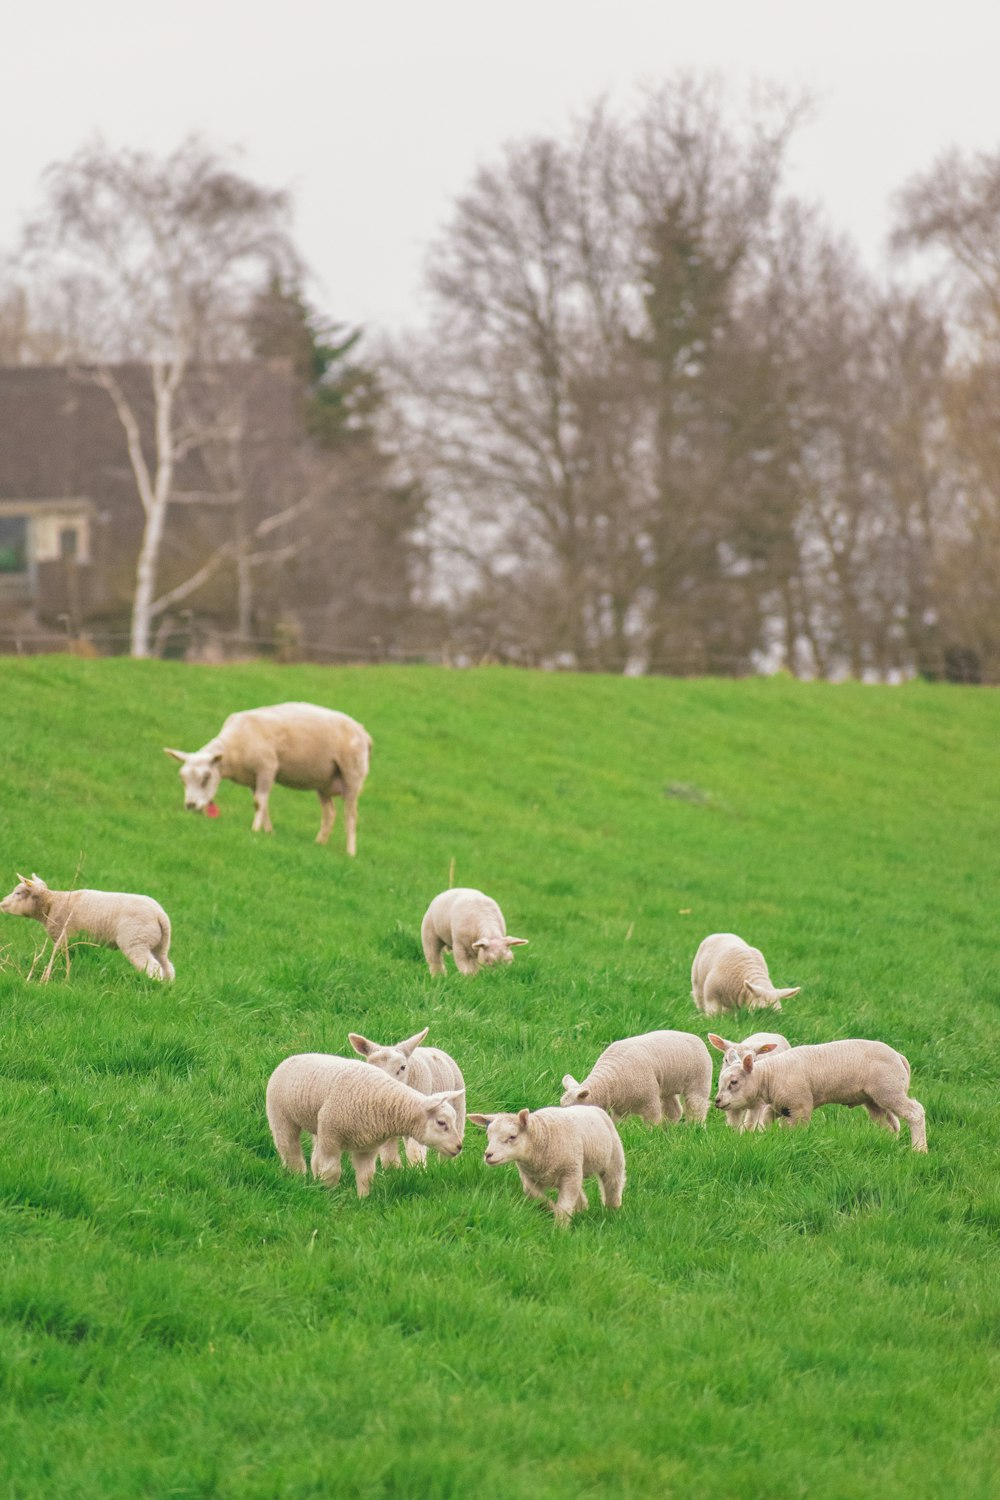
[691,933,800,1015]
[420,888,527,976]
[559,1030,712,1126]
[469,1105,625,1224]
[0,873,174,980]
[265,1053,465,1197]
[713,1039,927,1152]
[165,701,372,853]
[707,1031,791,1131]
[348,1026,466,1167]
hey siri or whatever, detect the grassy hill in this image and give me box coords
[0,658,997,1499]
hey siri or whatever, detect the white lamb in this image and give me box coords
[559,1030,712,1126]
[0,873,175,980]
[707,1030,791,1131]
[469,1105,625,1224]
[420,888,528,976]
[348,1026,466,1167]
[266,1053,465,1198]
[165,701,372,853]
[713,1038,927,1152]
[691,933,800,1015]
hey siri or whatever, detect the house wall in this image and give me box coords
[0,362,300,639]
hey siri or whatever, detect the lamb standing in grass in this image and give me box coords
[348,1026,466,1167]
[559,1030,712,1126]
[165,701,372,853]
[707,1031,790,1131]
[713,1038,927,1151]
[469,1105,625,1224]
[266,1053,465,1197]
[0,873,175,980]
[691,933,800,1015]
[420,888,528,975]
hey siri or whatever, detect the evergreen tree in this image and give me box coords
[248,278,381,447]
[247,279,423,657]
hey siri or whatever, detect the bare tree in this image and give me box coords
[894,146,1000,681]
[392,108,651,670]
[629,79,801,672]
[893,146,1000,340]
[718,200,953,682]
[391,79,805,672]
[21,137,298,656]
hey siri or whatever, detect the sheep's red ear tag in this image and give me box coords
[205,802,220,818]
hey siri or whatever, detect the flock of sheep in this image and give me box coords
[1,698,928,1228]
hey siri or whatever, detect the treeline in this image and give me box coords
[390,80,1000,682]
[3,79,1000,678]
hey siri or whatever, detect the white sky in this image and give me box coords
[4,0,1000,334]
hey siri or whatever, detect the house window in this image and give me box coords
[0,515,28,574]
[59,526,79,560]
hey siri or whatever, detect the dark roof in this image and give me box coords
[0,361,298,503]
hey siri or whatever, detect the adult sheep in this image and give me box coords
[165,702,372,853]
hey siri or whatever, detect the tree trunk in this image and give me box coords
[129,361,179,658]
[236,532,253,643]
[130,497,171,657]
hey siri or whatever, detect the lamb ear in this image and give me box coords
[506,936,528,947]
[707,1033,733,1053]
[398,1027,429,1056]
[517,1108,530,1127]
[774,986,801,1001]
[467,1113,494,1128]
[755,1042,779,1056]
[745,982,766,998]
[471,939,489,951]
[348,1033,374,1056]
[742,1052,755,1073]
[210,751,224,766]
[163,747,188,763]
[561,1074,579,1090]
[576,1088,590,1102]
[429,1088,465,1106]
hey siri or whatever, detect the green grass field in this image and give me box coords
[0,658,998,1499]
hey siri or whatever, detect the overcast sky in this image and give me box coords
[4,0,999,334]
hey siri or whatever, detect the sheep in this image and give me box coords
[0,873,175,980]
[707,1030,791,1131]
[691,932,800,1015]
[713,1038,927,1152]
[420,888,527,976]
[265,1053,465,1197]
[348,1026,466,1168]
[165,701,372,853]
[469,1105,625,1224]
[559,1030,712,1126]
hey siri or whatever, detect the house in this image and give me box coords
[0,361,302,650]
